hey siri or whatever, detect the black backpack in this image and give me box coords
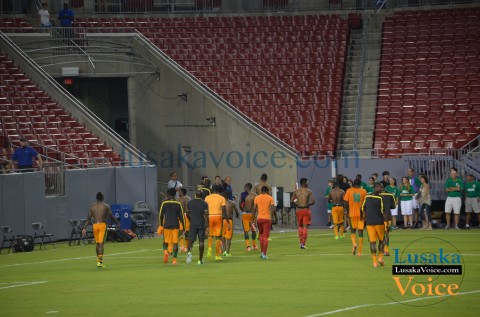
[108,229,132,243]
[11,235,35,252]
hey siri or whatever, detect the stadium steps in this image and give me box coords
[338,12,383,156]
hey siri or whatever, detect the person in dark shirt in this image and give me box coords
[361,183,386,268]
[158,188,185,265]
[379,186,396,257]
[58,2,74,27]
[186,190,209,265]
[11,138,43,172]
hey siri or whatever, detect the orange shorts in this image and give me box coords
[179,215,190,232]
[367,225,385,243]
[93,223,107,244]
[163,228,179,244]
[209,216,223,237]
[332,206,344,224]
[296,209,311,226]
[350,216,365,230]
[242,213,253,232]
[223,219,233,239]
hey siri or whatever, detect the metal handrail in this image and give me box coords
[460,135,480,154]
[0,31,150,166]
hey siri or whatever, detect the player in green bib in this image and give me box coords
[385,177,400,229]
[465,174,480,229]
[444,167,463,229]
[365,177,375,195]
[324,179,334,228]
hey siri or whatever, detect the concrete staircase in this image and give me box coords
[338,13,384,157]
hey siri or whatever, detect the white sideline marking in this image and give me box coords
[303,289,480,317]
[0,249,150,268]
[0,281,47,290]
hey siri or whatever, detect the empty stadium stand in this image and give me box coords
[75,15,349,156]
[375,8,480,157]
[0,52,123,167]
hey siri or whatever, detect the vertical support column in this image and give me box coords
[128,76,137,147]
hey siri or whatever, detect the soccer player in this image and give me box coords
[361,183,386,268]
[379,185,396,256]
[240,183,257,251]
[344,179,367,256]
[177,188,190,253]
[291,178,315,249]
[186,190,209,265]
[82,192,120,268]
[158,188,185,265]
[328,182,345,240]
[253,186,275,259]
[205,185,227,261]
[465,174,480,229]
[400,176,415,229]
[324,179,334,228]
[385,177,400,229]
[222,191,239,256]
[444,167,463,229]
[254,173,275,225]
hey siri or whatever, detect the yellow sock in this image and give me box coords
[215,240,222,256]
[358,238,363,254]
[371,254,377,265]
[350,234,356,245]
[378,253,383,262]
[179,236,184,248]
[334,224,338,236]
[384,245,389,253]
[208,237,213,249]
[245,239,250,247]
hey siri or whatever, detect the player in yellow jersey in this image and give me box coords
[344,179,367,256]
[205,185,227,261]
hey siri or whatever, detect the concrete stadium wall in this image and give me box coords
[0,166,158,241]
[128,36,299,193]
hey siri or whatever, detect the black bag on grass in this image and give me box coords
[11,235,35,252]
[108,229,132,242]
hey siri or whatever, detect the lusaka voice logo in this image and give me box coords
[387,237,465,306]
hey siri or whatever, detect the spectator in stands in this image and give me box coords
[465,174,480,229]
[444,167,463,230]
[58,2,74,45]
[0,161,13,174]
[11,138,43,173]
[38,2,51,30]
[58,2,74,27]
[418,175,432,230]
[167,171,182,197]
[371,173,379,182]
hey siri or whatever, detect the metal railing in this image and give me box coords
[0,32,150,167]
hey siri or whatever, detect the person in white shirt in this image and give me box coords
[167,172,183,198]
[38,2,51,29]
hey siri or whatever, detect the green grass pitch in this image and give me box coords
[0,229,479,317]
